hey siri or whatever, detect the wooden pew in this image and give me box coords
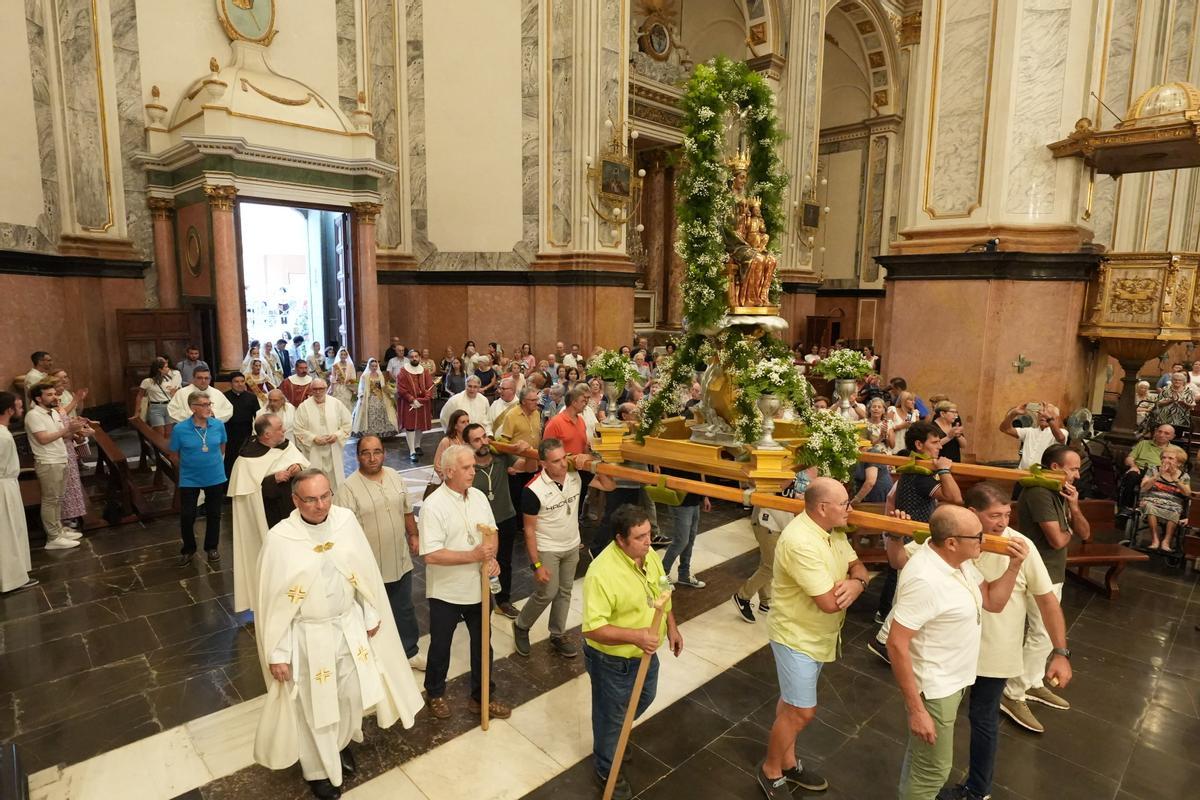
[1065,542,1148,600]
[127,417,180,517]
[89,425,142,525]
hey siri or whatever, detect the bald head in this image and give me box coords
[928,504,982,546]
[804,477,845,506]
[803,477,850,531]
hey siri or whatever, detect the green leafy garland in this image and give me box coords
[635,57,858,482]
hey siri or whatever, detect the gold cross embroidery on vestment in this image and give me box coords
[314,668,332,684]
[356,647,370,662]
[313,542,334,553]
[287,586,307,603]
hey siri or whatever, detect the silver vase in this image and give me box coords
[602,379,624,427]
[834,378,858,409]
[756,393,784,449]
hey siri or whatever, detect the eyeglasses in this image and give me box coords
[296,491,334,505]
[951,533,984,543]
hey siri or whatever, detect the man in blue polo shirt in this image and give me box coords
[169,389,229,566]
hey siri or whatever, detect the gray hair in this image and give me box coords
[309,378,328,390]
[520,387,540,402]
[499,377,515,391]
[290,467,329,495]
[567,383,589,405]
[440,442,475,472]
[254,413,280,437]
[187,390,208,407]
[466,375,482,387]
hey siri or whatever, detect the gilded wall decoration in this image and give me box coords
[1108,276,1159,316]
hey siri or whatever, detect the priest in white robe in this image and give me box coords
[230,414,309,613]
[294,380,352,490]
[0,392,34,593]
[255,469,423,799]
[167,367,232,423]
[438,376,490,432]
[256,389,297,441]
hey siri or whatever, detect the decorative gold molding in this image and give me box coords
[215,0,278,46]
[147,197,175,220]
[900,11,922,47]
[238,78,324,107]
[79,0,115,233]
[204,184,238,212]
[352,202,383,223]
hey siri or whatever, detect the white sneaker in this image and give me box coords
[44,537,80,550]
[409,653,427,671]
[59,529,83,540]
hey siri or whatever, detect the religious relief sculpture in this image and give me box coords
[722,154,778,311]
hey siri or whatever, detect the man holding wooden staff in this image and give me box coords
[758,477,867,798]
[582,503,683,800]
[417,444,511,721]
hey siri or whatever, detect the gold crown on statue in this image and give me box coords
[726,151,751,171]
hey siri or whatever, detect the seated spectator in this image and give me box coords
[1135,381,1157,425]
[1158,362,1184,390]
[1147,372,1195,432]
[1138,444,1193,551]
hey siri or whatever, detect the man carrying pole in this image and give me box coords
[583,503,683,800]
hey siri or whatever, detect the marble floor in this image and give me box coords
[3,434,1200,799]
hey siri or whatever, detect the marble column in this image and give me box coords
[664,164,683,328]
[206,185,244,373]
[642,157,665,323]
[351,202,383,357]
[148,198,178,308]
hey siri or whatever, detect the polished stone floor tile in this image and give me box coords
[0,635,91,693]
[1152,672,1200,718]
[13,693,161,773]
[1119,739,1200,800]
[1,598,125,652]
[148,668,243,730]
[144,598,235,648]
[631,697,735,769]
[14,657,152,732]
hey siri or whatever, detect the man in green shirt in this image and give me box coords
[1125,423,1174,472]
[582,504,683,800]
[759,477,870,798]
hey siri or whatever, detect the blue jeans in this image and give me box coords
[385,571,421,659]
[663,504,701,579]
[584,645,659,779]
[965,676,1008,797]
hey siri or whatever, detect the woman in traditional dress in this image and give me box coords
[261,341,285,386]
[243,359,274,407]
[309,341,329,381]
[241,341,262,375]
[351,358,398,438]
[329,348,358,411]
[137,357,179,436]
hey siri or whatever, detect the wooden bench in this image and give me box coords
[1065,541,1148,600]
[128,417,181,518]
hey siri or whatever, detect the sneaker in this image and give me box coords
[44,538,80,550]
[732,593,757,623]
[512,621,531,657]
[758,600,771,613]
[594,770,633,800]
[496,601,520,619]
[782,764,829,791]
[468,697,512,719]
[59,529,83,541]
[999,696,1045,733]
[1026,686,1070,710]
[408,653,427,671]
[866,637,891,665]
[874,611,885,625]
[426,696,451,719]
[937,784,989,800]
[650,534,672,547]
[549,634,579,658]
[756,764,792,799]
[675,575,706,589]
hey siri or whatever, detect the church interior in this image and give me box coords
[0,1,1198,799]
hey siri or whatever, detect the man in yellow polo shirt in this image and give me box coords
[759,477,870,798]
[583,503,684,800]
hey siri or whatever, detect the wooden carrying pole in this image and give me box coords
[604,586,671,800]
[477,524,497,730]
[591,462,1015,556]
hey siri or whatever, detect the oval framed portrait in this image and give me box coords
[639,19,673,61]
[184,226,203,277]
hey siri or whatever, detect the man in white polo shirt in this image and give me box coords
[886,505,1028,800]
[24,384,88,550]
[512,437,613,659]
[418,444,511,721]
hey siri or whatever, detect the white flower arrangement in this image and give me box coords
[589,348,640,387]
[810,348,873,380]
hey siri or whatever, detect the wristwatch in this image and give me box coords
[530,561,543,571]
[1050,647,1071,660]
[854,577,868,590]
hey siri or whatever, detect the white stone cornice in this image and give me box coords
[135,136,396,179]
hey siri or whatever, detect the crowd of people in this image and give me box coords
[1,336,1191,800]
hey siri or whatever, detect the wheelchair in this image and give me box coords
[1118,472,1190,568]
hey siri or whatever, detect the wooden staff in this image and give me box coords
[590,462,1015,556]
[476,523,497,730]
[604,578,672,800]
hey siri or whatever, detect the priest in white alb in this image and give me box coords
[294,379,352,490]
[439,375,490,431]
[167,367,232,423]
[255,468,423,800]
[0,392,35,593]
[229,413,308,613]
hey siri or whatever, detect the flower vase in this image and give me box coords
[756,394,784,449]
[602,379,624,427]
[834,378,857,409]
